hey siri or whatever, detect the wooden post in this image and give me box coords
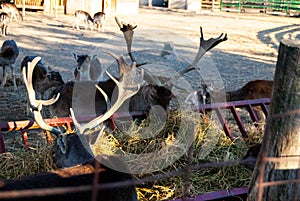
[248,39,300,201]
[22,0,25,17]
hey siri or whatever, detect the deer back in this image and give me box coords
[0,40,19,64]
[227,80,273,101]
[0,155,138,201]
[1,3,23,21]
[75,10,93,22]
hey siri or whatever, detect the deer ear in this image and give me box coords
[72,53,78,60]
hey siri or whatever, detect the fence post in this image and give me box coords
[248,39,300,201]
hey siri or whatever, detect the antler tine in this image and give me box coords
[71,61,144,134]
[103,51,132,78]
[22,57,66,153]
[163,27,227,88]
[114,17,141,67]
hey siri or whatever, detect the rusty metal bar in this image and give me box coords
[196,98,270,141]
[214,107,234,141]
[230,106,248,137]
[0,112,146,153]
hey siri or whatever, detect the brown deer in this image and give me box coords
[21,56,65,115]
[0,40,19,91]
[49,54,172,126]
[196,80,273,121]
[1,3,23,22]
[92,12,105,32]
[72,53,106,81]
[0,12,9,36]
[72,10,93,31]
[0,56,142,200]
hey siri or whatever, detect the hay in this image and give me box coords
[0,109,263,200]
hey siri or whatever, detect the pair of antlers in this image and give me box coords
[23,57,144,153]
[115,16,227,87]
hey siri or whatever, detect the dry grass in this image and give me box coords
[0,110,264,200]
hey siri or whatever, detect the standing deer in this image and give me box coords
[0,40,19,91]
[1,3,23,22]
[72,10,93,31]
[0,12,9,36]
[1,56,142,200]
[72,53,106,81]
[21,56,65,115]
[92,12,105,32]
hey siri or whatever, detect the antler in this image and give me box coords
[115,17,147,67]
[70,56,144,134]
[22,57,67,153]
[163,27,227,88]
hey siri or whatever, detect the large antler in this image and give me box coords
[163,27,227,88]
[22,57,66,153]
[70,55,144,134]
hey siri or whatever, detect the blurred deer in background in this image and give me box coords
[0,12,9,36]
[72,10,93,30]
[92,12,105,32]
[21,56,65,115]
[1,3,23,22]
[0,40,19,91]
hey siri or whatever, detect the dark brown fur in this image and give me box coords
[49,80,173,122]
[0,155,138,201]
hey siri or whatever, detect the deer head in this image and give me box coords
[23,56,144,159]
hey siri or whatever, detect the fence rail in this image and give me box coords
[220,0,300,14]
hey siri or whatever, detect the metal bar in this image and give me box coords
[261,103,269,117]
[230,106,248,138]
[21,129,30,150]
[0,130,6,153]
[245,104,259,123]
[214,107,234,141]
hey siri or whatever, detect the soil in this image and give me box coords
[0,8,299,147]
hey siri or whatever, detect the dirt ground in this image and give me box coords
[0,7,299,123]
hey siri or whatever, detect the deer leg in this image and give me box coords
[1,65,6,88]
[13,14,18,22]
[11,64,17,91]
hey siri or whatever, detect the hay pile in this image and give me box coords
[0,110,263,200]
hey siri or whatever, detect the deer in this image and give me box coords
[21,56,65,116]
[72,53,107,81]
[49,54,172,128]
[1,3,23,22]
[241,143,262,170]
[194,80,273,122]
[0,12,9,36]
[1,55,142,200]
[72,10,93,31]
[0,40,19,91]
[0,155,138,201]
[92,12,105,32]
